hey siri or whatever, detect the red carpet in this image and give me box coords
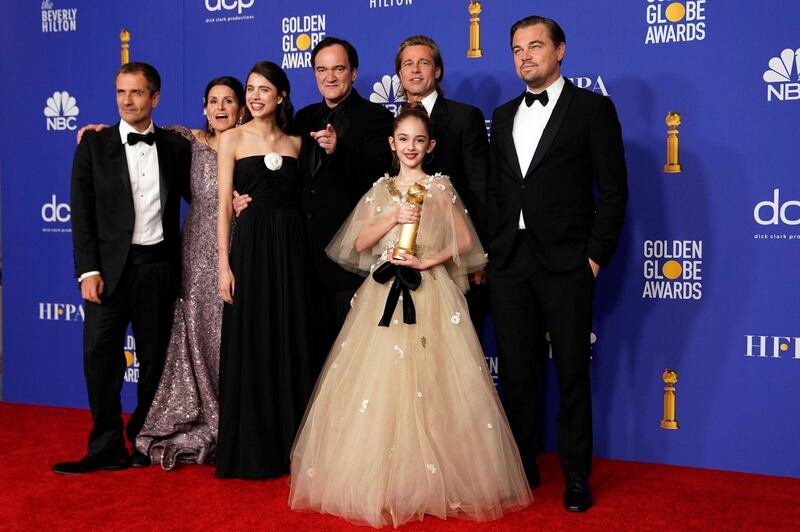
[1,402,797,530]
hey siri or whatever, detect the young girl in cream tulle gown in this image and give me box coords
[288,104,531,528]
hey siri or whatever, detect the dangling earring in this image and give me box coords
[207,122,215,133]
[236,115,243,127]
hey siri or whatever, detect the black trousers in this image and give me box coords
[489,232,595,480]
[82,250,175,456]
[308,275,357,379]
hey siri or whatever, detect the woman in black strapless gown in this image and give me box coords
[215,61,313,479]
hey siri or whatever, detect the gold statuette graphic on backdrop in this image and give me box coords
[660,369,679,429]
[467,1,483,58]
[120,29,131,65]
[663,112,682,173]
[392,183,426,259]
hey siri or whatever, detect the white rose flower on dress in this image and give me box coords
[263,152,283,171]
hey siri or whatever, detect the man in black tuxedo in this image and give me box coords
[295,37,394,368]
[487,16,627,511]
[394,35,490,331]
[54,62,191,474]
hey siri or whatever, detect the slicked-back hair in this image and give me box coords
[510,15,566,49]
[393,102,435,139]
[116,62,161,94]
[395,34,445,93]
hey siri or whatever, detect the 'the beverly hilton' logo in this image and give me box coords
[41,0,77,33]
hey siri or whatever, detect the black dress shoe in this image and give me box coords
[52,451,129,475]
[129,450,151,468]
[563,475,592,512]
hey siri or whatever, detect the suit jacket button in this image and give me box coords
[521,184,526,190]
[310,189,316,194]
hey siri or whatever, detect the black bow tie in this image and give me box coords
[524,91,549,107]
[127,132,155,146]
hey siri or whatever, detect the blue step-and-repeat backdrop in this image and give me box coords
[1,1,798,478]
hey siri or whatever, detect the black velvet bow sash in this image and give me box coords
[371,261,422,327]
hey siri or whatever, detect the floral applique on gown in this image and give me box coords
[289,174,531,527]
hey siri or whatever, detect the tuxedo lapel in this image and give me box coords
[525,80,574,178]
[107,126,134,200]
[501,94,525,181]
[155,127,170,213]
[430,97,449,126]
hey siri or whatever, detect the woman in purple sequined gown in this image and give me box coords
[134,77,246,470]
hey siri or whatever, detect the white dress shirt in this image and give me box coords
[512,76,565,229]
[420,90,439,116]
[120,120,163,245]
[79,120,163,282]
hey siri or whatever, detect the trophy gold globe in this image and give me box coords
[660,369,679,429]
[663,112,682,173]
[120,29,131,65]
[467,1,483,58]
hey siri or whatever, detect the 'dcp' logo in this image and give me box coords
[205,0,254,15]
[44,91,79,131]
[41,194,70,222]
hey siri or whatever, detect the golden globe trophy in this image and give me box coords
[660,369,679,430]
[663,112,682,173]
[467,1,483,58]
[392,183,426,259]
[120,29,131,65]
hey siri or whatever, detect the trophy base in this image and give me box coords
[467,49,483,58]
[663,164,682,173]
[392,247,414,260]
[660,420,679,430]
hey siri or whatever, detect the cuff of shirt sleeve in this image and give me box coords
[78,271,100,282]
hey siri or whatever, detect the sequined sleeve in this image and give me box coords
[164,124,197,144]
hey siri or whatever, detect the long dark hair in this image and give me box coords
[203,76,246,131]
[244,61,295,133]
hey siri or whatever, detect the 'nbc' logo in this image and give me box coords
[369,75,406,116]
[44,91,79,117]
[763,49,800,83]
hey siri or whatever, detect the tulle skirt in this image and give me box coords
[289,263,531,527]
